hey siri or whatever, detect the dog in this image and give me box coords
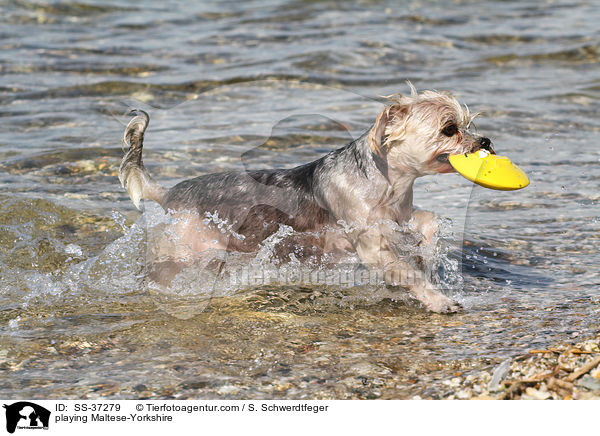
[119,87,494,313]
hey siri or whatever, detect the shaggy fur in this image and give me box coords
[119,88,494,313]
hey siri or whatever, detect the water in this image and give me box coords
[1,0,599,399]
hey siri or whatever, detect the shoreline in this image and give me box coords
[440,334,600,400]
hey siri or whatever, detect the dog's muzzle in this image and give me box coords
[436,137,495,164]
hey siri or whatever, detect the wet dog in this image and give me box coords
[119,87,494,313]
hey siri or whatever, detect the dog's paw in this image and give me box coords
[424,294,462,314]
[410,284,462,314]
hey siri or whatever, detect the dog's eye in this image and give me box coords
[441,124,459,137]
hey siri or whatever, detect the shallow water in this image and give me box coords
[0,0,599,399]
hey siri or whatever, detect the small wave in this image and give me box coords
[0,194,464,321]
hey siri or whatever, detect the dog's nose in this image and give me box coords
[479,137,495,154]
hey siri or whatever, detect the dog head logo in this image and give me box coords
[3,402,50,434]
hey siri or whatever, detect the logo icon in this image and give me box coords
[3,402,50,434]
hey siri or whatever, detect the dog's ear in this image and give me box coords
[368,103,408,157]
[368,103,408,181]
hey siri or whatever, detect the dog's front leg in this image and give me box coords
[410,209,438,247]
[354,225,460,313]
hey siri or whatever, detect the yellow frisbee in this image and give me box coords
[448,150,529,191]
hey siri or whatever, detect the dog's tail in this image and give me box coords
[119,110,167,209]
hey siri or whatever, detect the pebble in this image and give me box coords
[456,389,472,400]
[349,362,390,376]
[275,383,293,392]
[8,317,20,329]
[64,244,83,257]
[524,387,551,400]
[217,385,239,395]
[578,376,600,392]
[488,359,511,392]
[442,377,461,388]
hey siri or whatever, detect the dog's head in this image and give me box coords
[368,88,494,177]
